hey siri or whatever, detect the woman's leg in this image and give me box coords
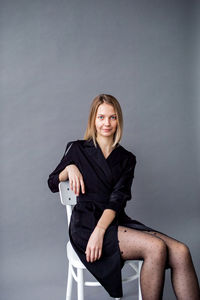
[143,230,200,300]
[118,226,167,300]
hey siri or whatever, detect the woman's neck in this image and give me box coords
[96,136,115,152]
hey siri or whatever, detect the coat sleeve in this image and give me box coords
[105,153,136,216]
[47,141,76,193]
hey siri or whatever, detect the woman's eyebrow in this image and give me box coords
[97,113,117,116]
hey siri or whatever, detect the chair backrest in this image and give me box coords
[59,181,77,227]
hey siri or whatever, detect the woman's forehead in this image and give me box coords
[97,103,116,114]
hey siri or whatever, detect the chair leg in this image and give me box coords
[66,263,73,300]
[138,261,143,300]
[77,268,84,300]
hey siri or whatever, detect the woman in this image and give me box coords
[48,94,200,299]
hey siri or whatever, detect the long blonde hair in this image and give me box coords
[83,94,123,147]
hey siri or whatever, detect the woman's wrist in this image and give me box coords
[59,167,68,181]
[96,225,106,233]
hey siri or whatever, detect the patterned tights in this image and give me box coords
[117,226,200,300]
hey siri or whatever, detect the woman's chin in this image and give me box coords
[100,132,114,138]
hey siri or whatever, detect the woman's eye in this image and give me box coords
[97,115,116,120]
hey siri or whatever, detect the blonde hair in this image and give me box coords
[83,94,123,147]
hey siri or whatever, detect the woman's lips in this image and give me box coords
[103,129,111,131]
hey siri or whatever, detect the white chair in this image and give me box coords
[59,181,143,300]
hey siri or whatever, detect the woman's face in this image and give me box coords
[95,103,118,139]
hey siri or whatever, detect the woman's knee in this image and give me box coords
[145,239,168,262]
[174,242,191,266]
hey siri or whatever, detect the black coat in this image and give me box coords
[47,139,160,298]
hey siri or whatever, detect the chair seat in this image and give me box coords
[67,241,87,269]
[66,240,137,271]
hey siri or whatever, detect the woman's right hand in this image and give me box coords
[66,164,85,196]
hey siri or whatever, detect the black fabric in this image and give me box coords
[47,139,163,298]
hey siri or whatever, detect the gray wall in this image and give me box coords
[1,0,199,299]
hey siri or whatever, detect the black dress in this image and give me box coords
[47,139,166,298]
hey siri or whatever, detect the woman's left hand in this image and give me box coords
[85,227,105,263]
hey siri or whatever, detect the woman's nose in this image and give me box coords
[104,118,111,125]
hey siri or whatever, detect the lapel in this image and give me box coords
[83,139,120,186]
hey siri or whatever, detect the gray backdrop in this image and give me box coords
[1,0,199,299]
